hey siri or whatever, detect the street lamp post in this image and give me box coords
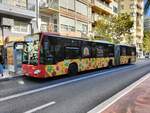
[36,0,40,32]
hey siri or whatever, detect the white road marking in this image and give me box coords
[24,101,56,113]
[0,65,133,102]
[87,73,150,113]
[18,80,25,85]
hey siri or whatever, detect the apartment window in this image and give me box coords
[77,21,88,33]
[60,16,77,32]
[60,0,75,10]
[76,1,88,16]
[61,24,68,31]
[82,24,88,33]
[28,0,36,11]
[16,0,27,8]
[68,26,75,32]
[12,21,29,33]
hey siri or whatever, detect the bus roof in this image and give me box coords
[93,40,113,44]
[27,32,114,45]
[117,44,136,48]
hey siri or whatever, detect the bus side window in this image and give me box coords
[65,46,80,59]
[91,43,96,57]
[121,46,126,56]
[108,45,114,57]
[55,43,64,62]
[96,44,104,58]
[42,37,55,64]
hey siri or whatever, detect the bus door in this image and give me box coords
[115,45,120,66]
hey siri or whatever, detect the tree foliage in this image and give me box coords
[95,17,112,42]
[95,13,133,44]
[143,31,150,53]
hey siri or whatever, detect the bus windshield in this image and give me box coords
[23,34,39,65]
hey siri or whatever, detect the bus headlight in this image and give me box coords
[34,70,41,75]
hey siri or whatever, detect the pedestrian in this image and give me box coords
[0,55,4,77]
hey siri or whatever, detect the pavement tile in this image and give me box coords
[102,76,150,113]
[0,69,21,81]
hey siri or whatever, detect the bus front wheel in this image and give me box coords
[68,63,78,76]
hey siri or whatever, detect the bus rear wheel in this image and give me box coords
[68,63,78,76]
[128,59,131,64]
[108,60,113,68]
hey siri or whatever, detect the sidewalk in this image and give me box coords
[88,73,150,113]
[0,69,22,81]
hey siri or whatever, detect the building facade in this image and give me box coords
[91,0,118,29]
[118,0,144,55]
[0,0,36,42]
[39,0,118,39]
[39,0,92,38]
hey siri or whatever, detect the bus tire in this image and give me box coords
[128,59,131,64]
[68,63,78,76]
[108,60,113,68]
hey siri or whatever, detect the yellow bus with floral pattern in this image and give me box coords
[22,32,136,78]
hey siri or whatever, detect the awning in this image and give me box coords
[6,36,24,43]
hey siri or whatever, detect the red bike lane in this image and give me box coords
[102,74,150,113]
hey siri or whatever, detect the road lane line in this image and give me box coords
[87,73,150,113]
[0,65,133,102]
[24,101,56,113]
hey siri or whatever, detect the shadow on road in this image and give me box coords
[23,64,134,84]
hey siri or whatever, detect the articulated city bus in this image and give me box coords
[22,32,136,78]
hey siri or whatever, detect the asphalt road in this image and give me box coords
[0,60,150,113]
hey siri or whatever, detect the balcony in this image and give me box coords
[78,0,92,5]
[60,31,82,38]
[0,0,36,19]
[40,23,59,32]
[40,1,59,14]
[92,13,103,22]
[92,0,113,15]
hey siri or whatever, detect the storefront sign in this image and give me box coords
[7,36,24,42]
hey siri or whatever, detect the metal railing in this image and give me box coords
[40,1,59,10]
[92,13,103,22]
[0,0,35,11]
[93,0,112,10]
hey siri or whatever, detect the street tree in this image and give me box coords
[95,17,112,42]
[95,13,133,44]
[111,13,133,43]
[143,31,150,53]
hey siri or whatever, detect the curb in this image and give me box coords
[87,73,150,113]
[0,75,23,82]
